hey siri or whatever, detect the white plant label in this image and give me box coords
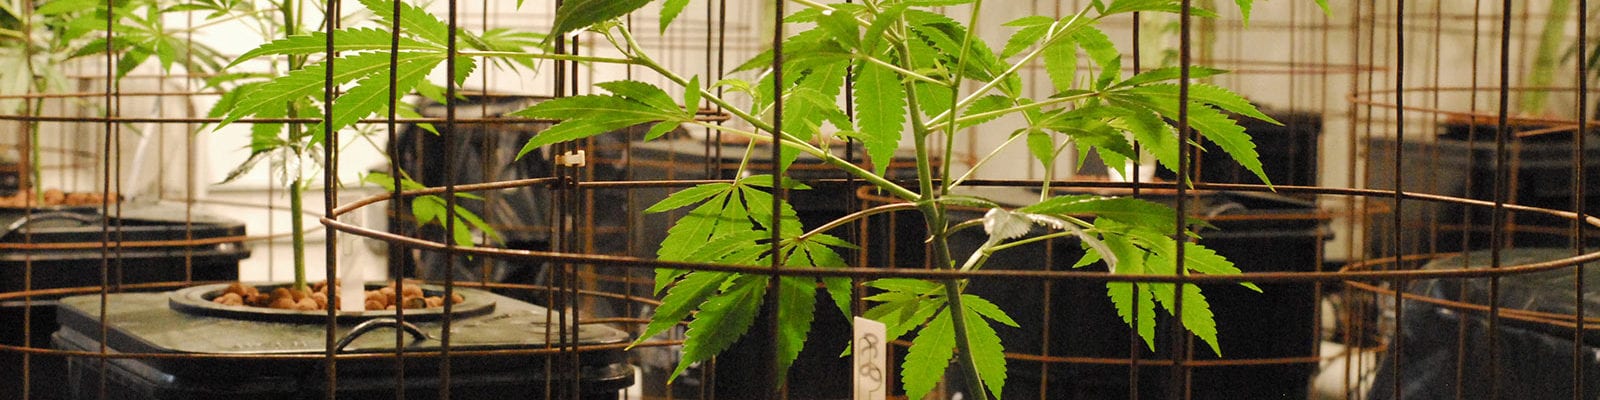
[853,316,887,400]
[337,210,366,312]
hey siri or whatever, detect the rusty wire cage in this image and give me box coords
[2,0,1599,399]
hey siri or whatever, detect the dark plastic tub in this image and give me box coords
[869,188,1330,400]
[51,287,633,400]
[626,138,922,400]
[1367,248,1600,400]
[1155,109,1323,191]
[1366,127,1600,253]
[0,203,248,400]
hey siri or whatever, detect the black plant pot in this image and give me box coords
[626,139,922,400]
[51,284,633,400]
[868,188,1329,400]
[1366,122,1600,254]
[1155,109,1323,191]
[0,204,248,400]
[1367,248,1600,400]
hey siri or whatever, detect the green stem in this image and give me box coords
[457,50,638,64]
[926,90,1098,133]
[684,121,842,164]
[22,0,41,202]
[941,0,983,195]
[289,178,307,291]
[929,213,988,400]
[924,8,1094,129]
[855,54,945,86]
[281,0,307,291]
[1196,0,1216,73]
[888,11,990,398]
[795,202,918,242]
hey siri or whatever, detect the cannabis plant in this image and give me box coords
[208,0,528,292]
[2,0,232,199]
[519,0,1327,398]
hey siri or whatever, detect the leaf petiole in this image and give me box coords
[925,7,1095,130]
[854,53,946,86]
[455,50,635,65]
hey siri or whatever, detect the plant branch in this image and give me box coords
[855,53,945,86]
[683,122,854,169]
[888,10,991,399]
[941,0,984,195]
[457,50,637,64]
[613,24,920,201]
[796,202,919,242]
[948,129,1026,191]
[925,9,1094,129]
[927,90,1097,134]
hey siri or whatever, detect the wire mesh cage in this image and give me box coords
[1,0,1598,399]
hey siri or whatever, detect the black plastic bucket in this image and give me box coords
[1,204,249,400]
[51,287,632,399]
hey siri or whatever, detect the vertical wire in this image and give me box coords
[182,3,198,297]
[1338,0,1362,393]
[440,0,462,394]
[1312,0,1337,393]
[837,0,866,385]
[622,9,640,400]
[17,0,36,395]
[560,14,583,400]
[385,0,409,395]
[1358,0,1379,390]
[110,2,126,304]
[1128,7,1144,400]
[97,0,117,394]
[762,0,787,396]
[1037,7,1063,397]
[1454,1,1487,397]
[1426,1,1449,397]
[322,0,341,396]
[1440,0,1452,256]
[545,1,566,398]
[476,0,492,300]
[1171,0,1193,398]
[1489,0,1513,397]
[1572,0,1590,396]
[1289,0,1325,387]
[1390,2,1407,399]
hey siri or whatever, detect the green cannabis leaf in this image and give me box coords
[890,289,1017,400]
[214,0,539,145]
[362,172,503,248]
[510,81,694,159]
[853,61,908,176]
[548,0,650,39]
[629,176,854,385]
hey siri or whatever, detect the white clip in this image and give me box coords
[557,150,587,167]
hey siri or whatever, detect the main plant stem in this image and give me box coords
[282,0,308,292]
[890,13,989,398]
[289,178,307,291]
